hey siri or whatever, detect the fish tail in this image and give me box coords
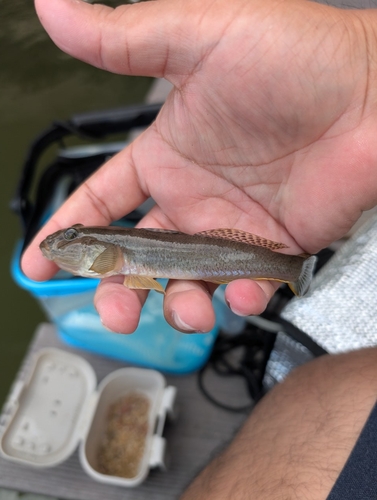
[288,255,317,297]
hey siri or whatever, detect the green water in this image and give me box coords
[0,0,152,405]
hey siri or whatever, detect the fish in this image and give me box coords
[39,224,317,296]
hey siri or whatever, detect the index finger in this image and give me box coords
[21,141,148,281]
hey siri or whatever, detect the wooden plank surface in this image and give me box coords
[0,324,249,500]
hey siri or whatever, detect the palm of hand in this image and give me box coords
[24,0,377,332]
[135,0,375,254]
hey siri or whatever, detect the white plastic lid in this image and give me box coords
[0,348,97,467]
[0,348,177,488]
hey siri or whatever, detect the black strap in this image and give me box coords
[276,317,328,357]
[263,311,327,357]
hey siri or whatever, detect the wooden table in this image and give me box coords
[0,324,250,500]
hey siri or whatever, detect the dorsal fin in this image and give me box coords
[194,228,288,251]
[89,246,122,274]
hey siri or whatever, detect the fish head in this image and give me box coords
[39,225,112,277]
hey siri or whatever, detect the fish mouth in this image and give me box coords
[39,239,53,260]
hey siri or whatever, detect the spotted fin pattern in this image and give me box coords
[195,228,288,251]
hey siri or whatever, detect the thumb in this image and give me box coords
[35,0,199,79]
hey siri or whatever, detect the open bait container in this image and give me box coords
[0,348,177,487]
[10,104,223,374]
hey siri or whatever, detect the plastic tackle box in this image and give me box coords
[0,348,177,487]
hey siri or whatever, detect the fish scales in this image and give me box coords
[119,233,303,282]
[40,225,317,296]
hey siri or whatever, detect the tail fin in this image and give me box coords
[288,255,317,297]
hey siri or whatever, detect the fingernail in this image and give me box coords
[171,310,197,333]
[100,317,119,334]
[227,302,249,317]
[95,302,116,333]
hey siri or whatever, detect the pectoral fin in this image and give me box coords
[90,246,122,274]
[123,275,165,294]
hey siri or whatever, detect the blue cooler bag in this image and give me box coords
[10,104,221,373]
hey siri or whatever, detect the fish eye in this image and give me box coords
[64,228,79,240]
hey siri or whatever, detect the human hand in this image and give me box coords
[22,0,377,333]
